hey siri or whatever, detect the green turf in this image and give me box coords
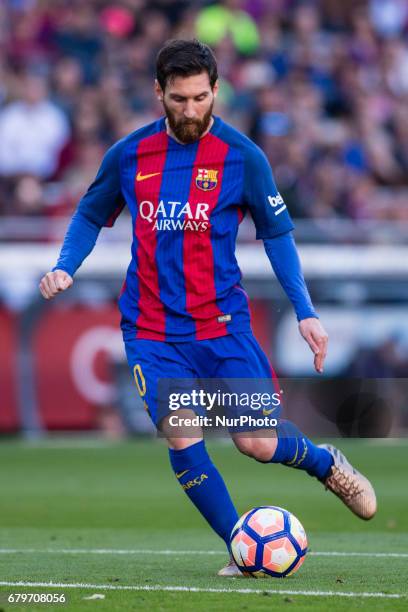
[0,438,407,610]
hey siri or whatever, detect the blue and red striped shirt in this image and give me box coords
[55,116,295,341]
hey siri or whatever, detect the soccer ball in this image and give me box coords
[230,506,308,578]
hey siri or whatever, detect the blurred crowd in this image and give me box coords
[0,0,408,230]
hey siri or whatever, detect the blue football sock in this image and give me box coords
[268,420,334,481]
[169,440,239,547]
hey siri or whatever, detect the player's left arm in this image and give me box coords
[244,145,328,373]
[263,233,328,374]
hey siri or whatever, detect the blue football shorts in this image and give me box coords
[124,332,281,429]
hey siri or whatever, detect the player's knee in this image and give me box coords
[252,439,277,462]
[167,436,203,451]
[160,409,203,444]
[234,436,254,457]
[234,437,276,462]
[235,438,277,462]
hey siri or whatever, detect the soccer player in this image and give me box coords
[39,39,377,576]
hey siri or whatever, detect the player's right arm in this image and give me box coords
[39,141,125,300]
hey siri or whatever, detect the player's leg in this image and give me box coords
[124,338,239,554]
[212,333,376,519]
[160,408,239,549]
[209,333,334,479]
[232,420,334,482]
[233,426,377,519]
[234,430,376,519]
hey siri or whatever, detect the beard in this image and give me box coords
[163,100,214,144]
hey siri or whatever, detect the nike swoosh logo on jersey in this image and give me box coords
[175,470,189,479]
[262,407,276,416]
[136,171,161,182]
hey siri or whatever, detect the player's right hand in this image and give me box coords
[39,270,73,299]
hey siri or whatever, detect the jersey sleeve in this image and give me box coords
[53,140,125,277]
[244,145,294,239]
[263,233,318,321]
[76,140,125,228]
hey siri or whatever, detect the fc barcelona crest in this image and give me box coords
[196,168,218,191]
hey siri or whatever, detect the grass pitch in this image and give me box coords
[0,437,407,611]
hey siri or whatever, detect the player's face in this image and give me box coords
[156,72,218,144]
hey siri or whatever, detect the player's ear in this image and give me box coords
[154,79,164,102]
[212,79,219,98]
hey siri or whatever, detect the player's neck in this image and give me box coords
[165,116,214,145]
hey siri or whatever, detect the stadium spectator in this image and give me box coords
[0,72,70,179]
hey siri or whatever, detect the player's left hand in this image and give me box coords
[298,318,328,374]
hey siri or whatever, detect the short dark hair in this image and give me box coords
[156,39,218,91]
